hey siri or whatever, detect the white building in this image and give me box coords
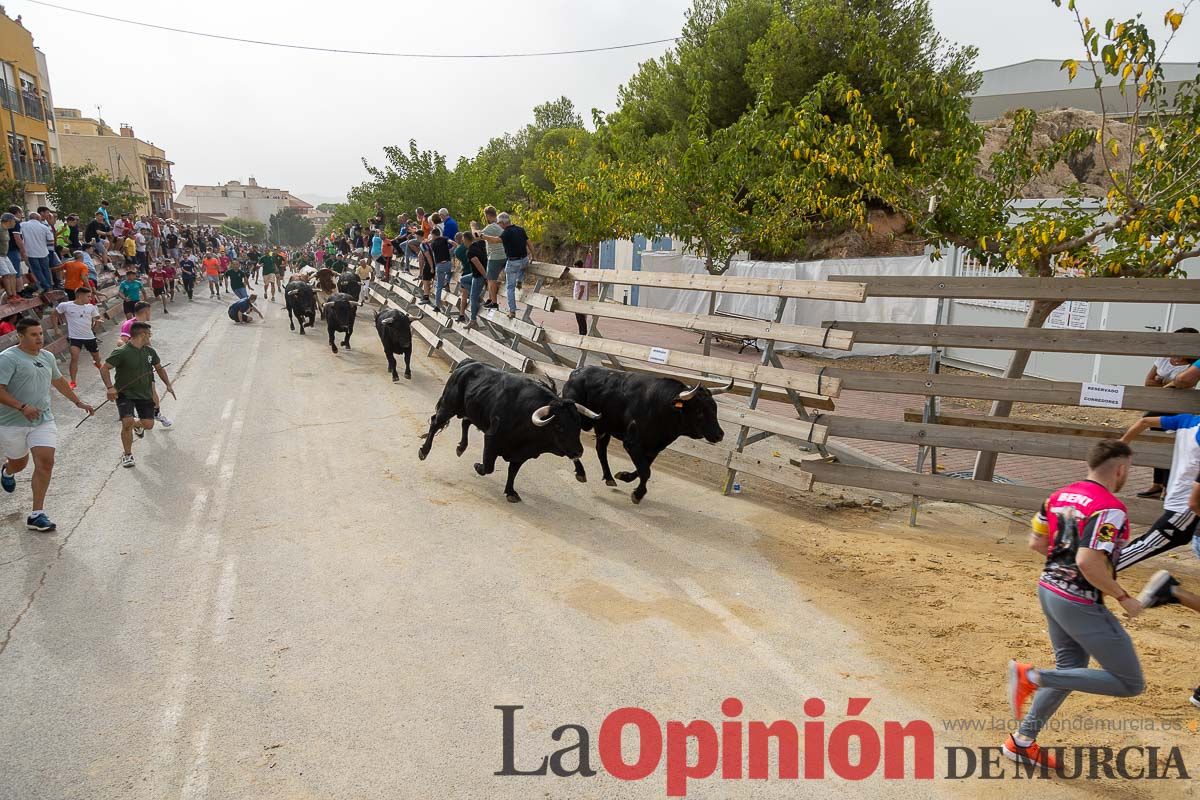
[175,177,312,226]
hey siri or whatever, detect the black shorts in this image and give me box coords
[153,287,165,297]
[116,395,156,420]
[420,261,434,281]
[123,300,138,315]
[68,337,98,353]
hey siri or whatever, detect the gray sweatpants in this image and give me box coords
[1018,585,1145,740]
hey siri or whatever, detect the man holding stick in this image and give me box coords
[0,318,94,531]
[99,322,175,469]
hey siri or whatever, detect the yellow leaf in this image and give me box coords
[1109,139,1120,158]
[1190,194,1199,207]
[1167,10,1183,30]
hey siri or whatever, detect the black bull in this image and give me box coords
[374,306,423,381]
[324,292,359,353]
[284,280,316,334]
[417,360,601,503]
[563,366,732,504]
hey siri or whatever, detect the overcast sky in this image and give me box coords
[16,0,1200,205]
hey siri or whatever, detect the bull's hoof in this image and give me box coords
[506,492,522,503]
[417,447,429,461]
[604,478,617,487]
[392,374,400,383]
[299,329,305,335]
[455,443,467,457]
[575,473,587,483]
[615,471,636,483]
[289,324,295,331]
[404,371,412,380]
[631,491,644,505]
[344,343,352,350]
[473,463,487,476]
[331,346,339,354]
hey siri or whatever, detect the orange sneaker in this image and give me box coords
[1008,660,1037,719]
[1003,734,1059,770]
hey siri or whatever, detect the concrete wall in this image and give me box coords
[57,133,151,215]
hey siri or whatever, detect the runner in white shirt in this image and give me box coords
[51,286,102,388]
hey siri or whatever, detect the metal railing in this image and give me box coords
[0,84,18,112]
[10,157,31,182]
[32,161,51,184]
[20,93,42,120]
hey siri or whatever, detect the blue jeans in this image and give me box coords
[466,271,485,320]
[434,261,453,309]
[233,286,249,299]
[504,256,529,313]
[27,256,51,290]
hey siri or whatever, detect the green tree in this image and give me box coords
[221,216,267,243]
[47,163,144,218]
[316,202,340,213]
[0,175,25,208]
[269,207,316,247]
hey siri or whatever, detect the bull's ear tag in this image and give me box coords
[673,401,684,409]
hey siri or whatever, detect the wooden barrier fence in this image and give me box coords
[366,262,1200,525]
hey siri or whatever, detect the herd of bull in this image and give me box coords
[281,272,734,504]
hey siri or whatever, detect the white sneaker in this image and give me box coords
[155,413,173,428]
[121,453,135,468]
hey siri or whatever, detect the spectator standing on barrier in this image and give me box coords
[498,212,530,319]
[428,221,453,312]
[572,259,590,335]
[0,317,95,531]
[20,212,53,292]
[473,206,506,310]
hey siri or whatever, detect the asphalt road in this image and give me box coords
[0,291,1074,799]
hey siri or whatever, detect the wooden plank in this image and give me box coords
[828,321,1200,357]
[801,461,1163,525]
[716,402,830,446]
[457,325,531,372]
[527,261,568,280]
[520,291,557,312]
[829,275,1200,304]
[553,296,855,350]
[477,307,544,342]
[829,368,1200,413]
[667,438,814,491]
[901,410,1176,444]
[618,362,838,411]
[543,328,840,397]
[530,361,573,382]
[824,415,1173,469]
[531,264,868,302]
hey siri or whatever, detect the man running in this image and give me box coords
[228,293,263,324]
[0,318,94,530]
[228,261,249,300]
[118,302,172,429]
[180,252,197,301]
[203,251,221,298]
[1005,440,1145,769]
[100,321,174,468]
[52,286,102,388]
[118,269,144,319]
[259,250,279,301]
[149,262,170,314]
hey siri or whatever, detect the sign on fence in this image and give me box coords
[1078,382,1126,409]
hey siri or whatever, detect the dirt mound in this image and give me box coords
[979,107,1133,198]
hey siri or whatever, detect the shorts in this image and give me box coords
[459,272,475,293]
[263,273,276,285]
[420,261,434,281]
[207,274,219,283]
[123,300,138,315]
[116,395,156,420]
[68,337,99,353]
[486,258,506,281]
[0,255,14,276]
[0,419,57,458]
[153,287,165,297]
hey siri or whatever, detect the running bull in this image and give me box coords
[375,306,423,381]
[284,280,317,335]
[417,360,600,503]
[324,292,359,354]
[563,366,732,504]
[337,270,362,299]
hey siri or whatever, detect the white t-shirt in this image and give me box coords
[56,301,99,340]
[1154,357,1192,384]
[1160,414,1200,512]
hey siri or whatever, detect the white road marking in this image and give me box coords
[220,399,234,420]
[210,557,237,644]
[178,718,211,800]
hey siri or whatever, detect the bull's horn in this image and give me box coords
[408,307,424,321]
[531,404,555,427]
[708,377,736,396]
[323,302,334,309]
[350,301,360,306]
[572,402,601,420]
[678,383,702,401]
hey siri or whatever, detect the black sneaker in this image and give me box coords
[134,424,145,439]
[1138,570,1180,609]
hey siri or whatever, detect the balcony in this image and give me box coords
[0,84,17,113]
[32,161,51,185]
[147,174,166,191]
[20,93,43,121]
[10,156,31,182]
